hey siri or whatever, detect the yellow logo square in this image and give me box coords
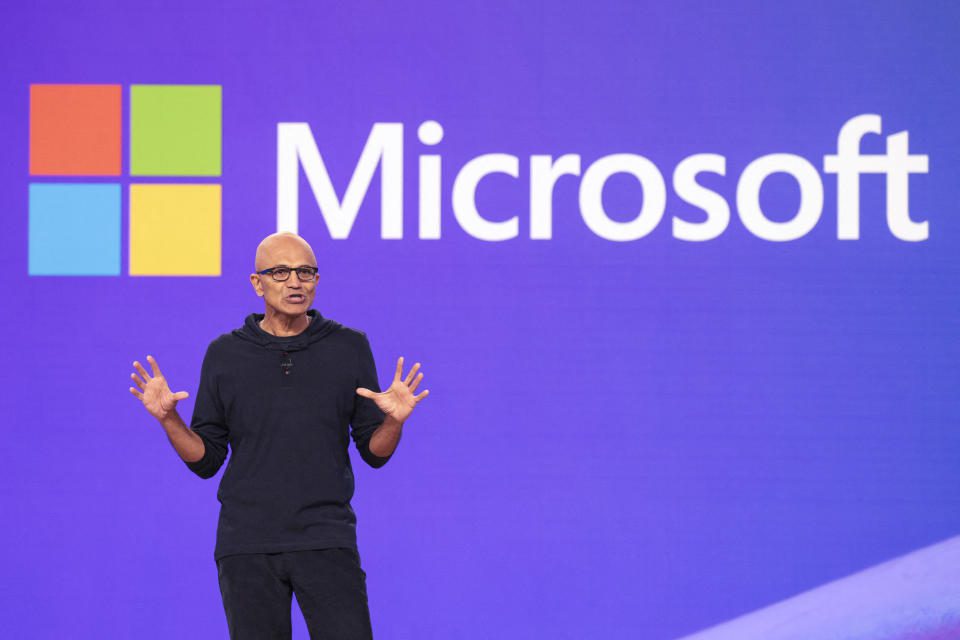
[129,184,221,275]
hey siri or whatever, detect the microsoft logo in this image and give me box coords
[28,84,222,276]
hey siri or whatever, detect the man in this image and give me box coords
[128,232,429,639]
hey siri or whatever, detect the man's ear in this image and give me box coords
[250,274,264,297]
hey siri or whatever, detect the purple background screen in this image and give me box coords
[2,2,959,638]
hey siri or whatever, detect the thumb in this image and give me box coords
[356,387,375,399]
[173,391,190,400]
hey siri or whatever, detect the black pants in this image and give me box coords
[216,547,374,639]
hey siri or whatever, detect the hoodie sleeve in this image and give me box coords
[351,332,391,468]
[184,342,230,479]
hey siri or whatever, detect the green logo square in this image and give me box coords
[130,84,221,176]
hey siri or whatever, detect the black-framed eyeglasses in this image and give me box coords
[256,266,319,282]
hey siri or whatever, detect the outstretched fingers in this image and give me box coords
[133,359,151,381]
[146,354,162,378]
[404,362,421,386]
[393,356,404,383]
[129,386,143,400]
[410,372,424,393]
[415,389,430,402]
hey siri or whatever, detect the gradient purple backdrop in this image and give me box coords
[2,1,959,638]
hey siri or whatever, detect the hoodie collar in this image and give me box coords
[234,308,341,352]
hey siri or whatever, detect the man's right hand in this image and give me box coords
[129,355,190,422]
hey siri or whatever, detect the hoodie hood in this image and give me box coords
[234,308,342,352]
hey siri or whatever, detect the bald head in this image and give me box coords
[254,232,317,272]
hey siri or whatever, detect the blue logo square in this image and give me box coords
[29,183,121,275]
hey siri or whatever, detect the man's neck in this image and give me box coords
[260,311,311,337]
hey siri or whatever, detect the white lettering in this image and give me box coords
[737,154,823,242]
[452,154,520,241]
[277,122,402,239]
[579,154,666,242]
[672,154,729,241]
[275,115,930,243]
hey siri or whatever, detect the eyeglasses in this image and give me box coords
[256,266,320,282]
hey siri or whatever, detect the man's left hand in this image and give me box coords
[356,357,430,424]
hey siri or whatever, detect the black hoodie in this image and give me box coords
[185,308,390,561]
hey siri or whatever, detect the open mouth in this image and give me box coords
[287,294,306,303]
